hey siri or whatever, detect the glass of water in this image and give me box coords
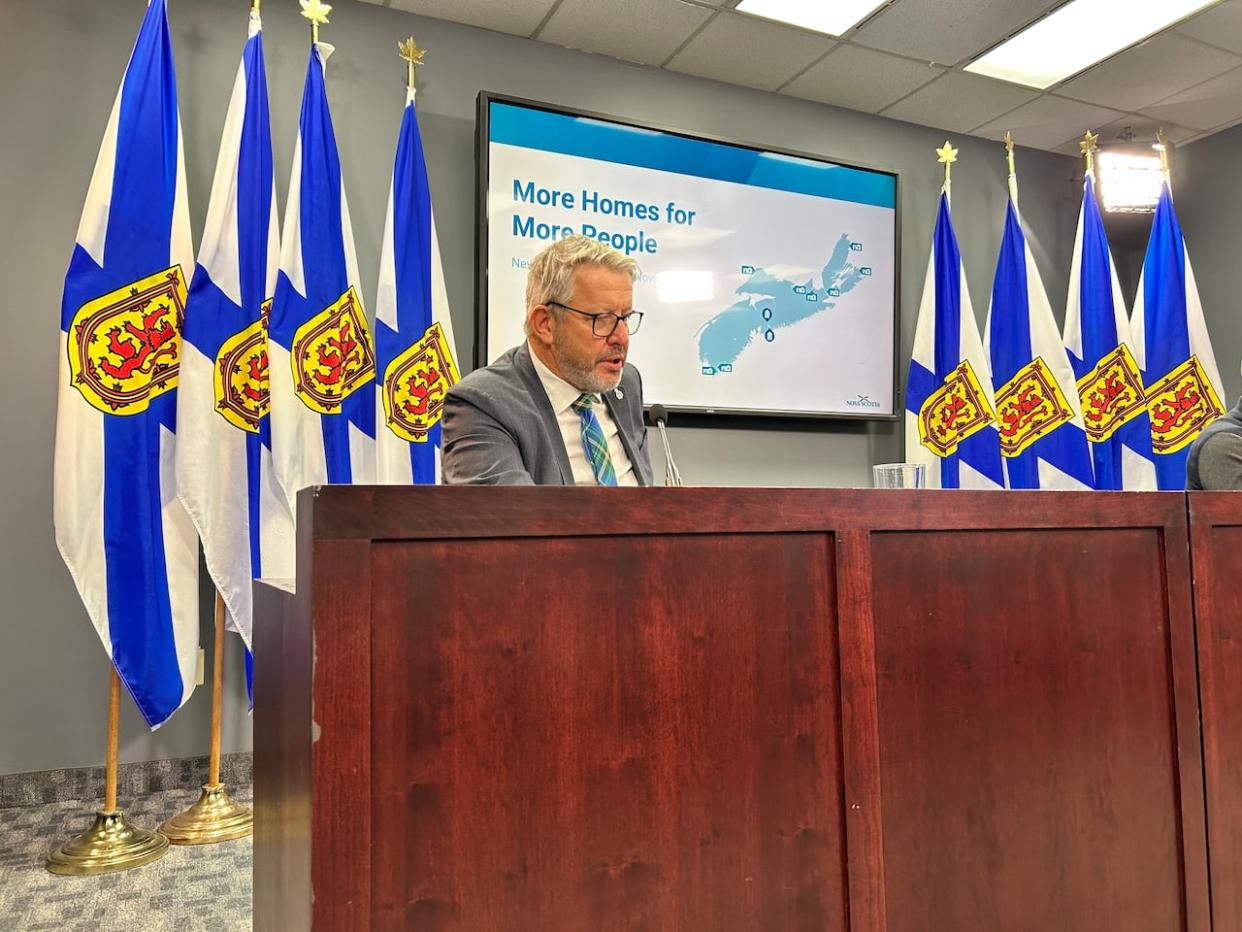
[872,463,926,489]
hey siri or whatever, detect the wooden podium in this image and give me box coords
[1190,492,1242,929]
[254,487,1217,931]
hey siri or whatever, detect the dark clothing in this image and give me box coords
[1187,397,1242,490]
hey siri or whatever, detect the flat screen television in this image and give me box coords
[476,93,900,420]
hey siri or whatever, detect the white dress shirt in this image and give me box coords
[529,344,638,486]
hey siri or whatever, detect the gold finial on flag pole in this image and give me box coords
[1003,131,1016,176]
[1079,130,1099,175]
[252,0,260,12]
[1155,127,1171,179]
[300,0,331,44]
[398,36,426,91]
[936,140,958,187]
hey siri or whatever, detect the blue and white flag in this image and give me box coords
[269,42,375,514]
[53,0,198,728]
[376,86,460,483]
[985,174,1094,489]
[905,184,1004,489]
[1062,174,1156,490]
[176,8,293,668]
[1131,183,1226,490]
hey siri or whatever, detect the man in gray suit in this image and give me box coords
[442,235,654,485]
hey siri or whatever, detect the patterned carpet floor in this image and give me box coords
[0,785,252,931]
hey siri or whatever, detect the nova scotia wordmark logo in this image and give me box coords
[845,394,882,409]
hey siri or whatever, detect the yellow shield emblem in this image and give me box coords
[382,322,460,443]
[290,286,375,414]
[918,360,996,457]
[1146,355,1224,454]
[67,266,185,416]
[1076,343,1147,443]
[213,299,272,433]
[994,356,1074,458]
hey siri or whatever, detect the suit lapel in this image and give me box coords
[602,387,648,487]
[514,343,573,485]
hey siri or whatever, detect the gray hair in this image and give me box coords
[524,235,639,336]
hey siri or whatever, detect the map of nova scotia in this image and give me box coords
[697,234,869,374]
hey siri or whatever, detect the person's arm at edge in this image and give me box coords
[1196,432,1242,490]
[441,391,537,486]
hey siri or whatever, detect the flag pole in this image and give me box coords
[936,140,957,205]
[1003,131,1019,203]
[1155,127,1171,184]
[47,668,170,874]
[1080,130,1099,178]
[399,35,426,92]
[301,0,330,45]
[160,591,253,844]
[937,139,956,188]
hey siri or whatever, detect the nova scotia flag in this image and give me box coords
[53,0,199,727]
[176,8,293,669]
[985,174,1094,489]
[376,85,460,484]
[269,41,375,513]
[1062,174,1156,490]
[905,185,1004,489]
[1131,183,1226,489]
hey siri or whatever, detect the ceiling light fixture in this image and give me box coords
[734,0,888,38]
[1096,129,1169,214]
[964,0,1217,90]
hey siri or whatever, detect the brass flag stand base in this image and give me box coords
[159,783,252,845]
[47,669,170,875]
[47,809,169,875]
[161,591,252,845]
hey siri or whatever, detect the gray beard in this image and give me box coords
[551,346,622,395]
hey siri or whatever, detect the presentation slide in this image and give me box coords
[480,97,898,418]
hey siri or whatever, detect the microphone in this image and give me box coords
[648,404,684,487]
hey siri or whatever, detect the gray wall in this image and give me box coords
[1,0,1086,775]
[1166,127,1242,405]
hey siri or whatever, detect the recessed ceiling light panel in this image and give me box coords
[965,0,1217,90]
[734,0,888,38]
[1098,149,1165,213]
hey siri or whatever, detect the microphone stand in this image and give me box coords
[649,404,684,487]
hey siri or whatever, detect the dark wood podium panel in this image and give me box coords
[1189,493,1242,929]
[870,527,1199,932]
[254,487,1212,932]
[369,533,845,931]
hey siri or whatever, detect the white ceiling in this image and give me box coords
[362,0,1242,153]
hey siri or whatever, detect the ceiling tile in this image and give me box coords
[665,11,836,91]
[387,0,558,37]
[973,96,1126,149]
[1142,65,1242,130]
[539,0,712,66]
[880,71,1038,133]
[851,0,1058,66]
[1056,33,1240,113]
[1177,0,1242,54]
[782,44,944,112]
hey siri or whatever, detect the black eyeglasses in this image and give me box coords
[547,301,644,337]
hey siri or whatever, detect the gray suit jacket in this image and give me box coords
[442,343,654,486]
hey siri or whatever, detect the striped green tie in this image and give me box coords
[571,393,618,486]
